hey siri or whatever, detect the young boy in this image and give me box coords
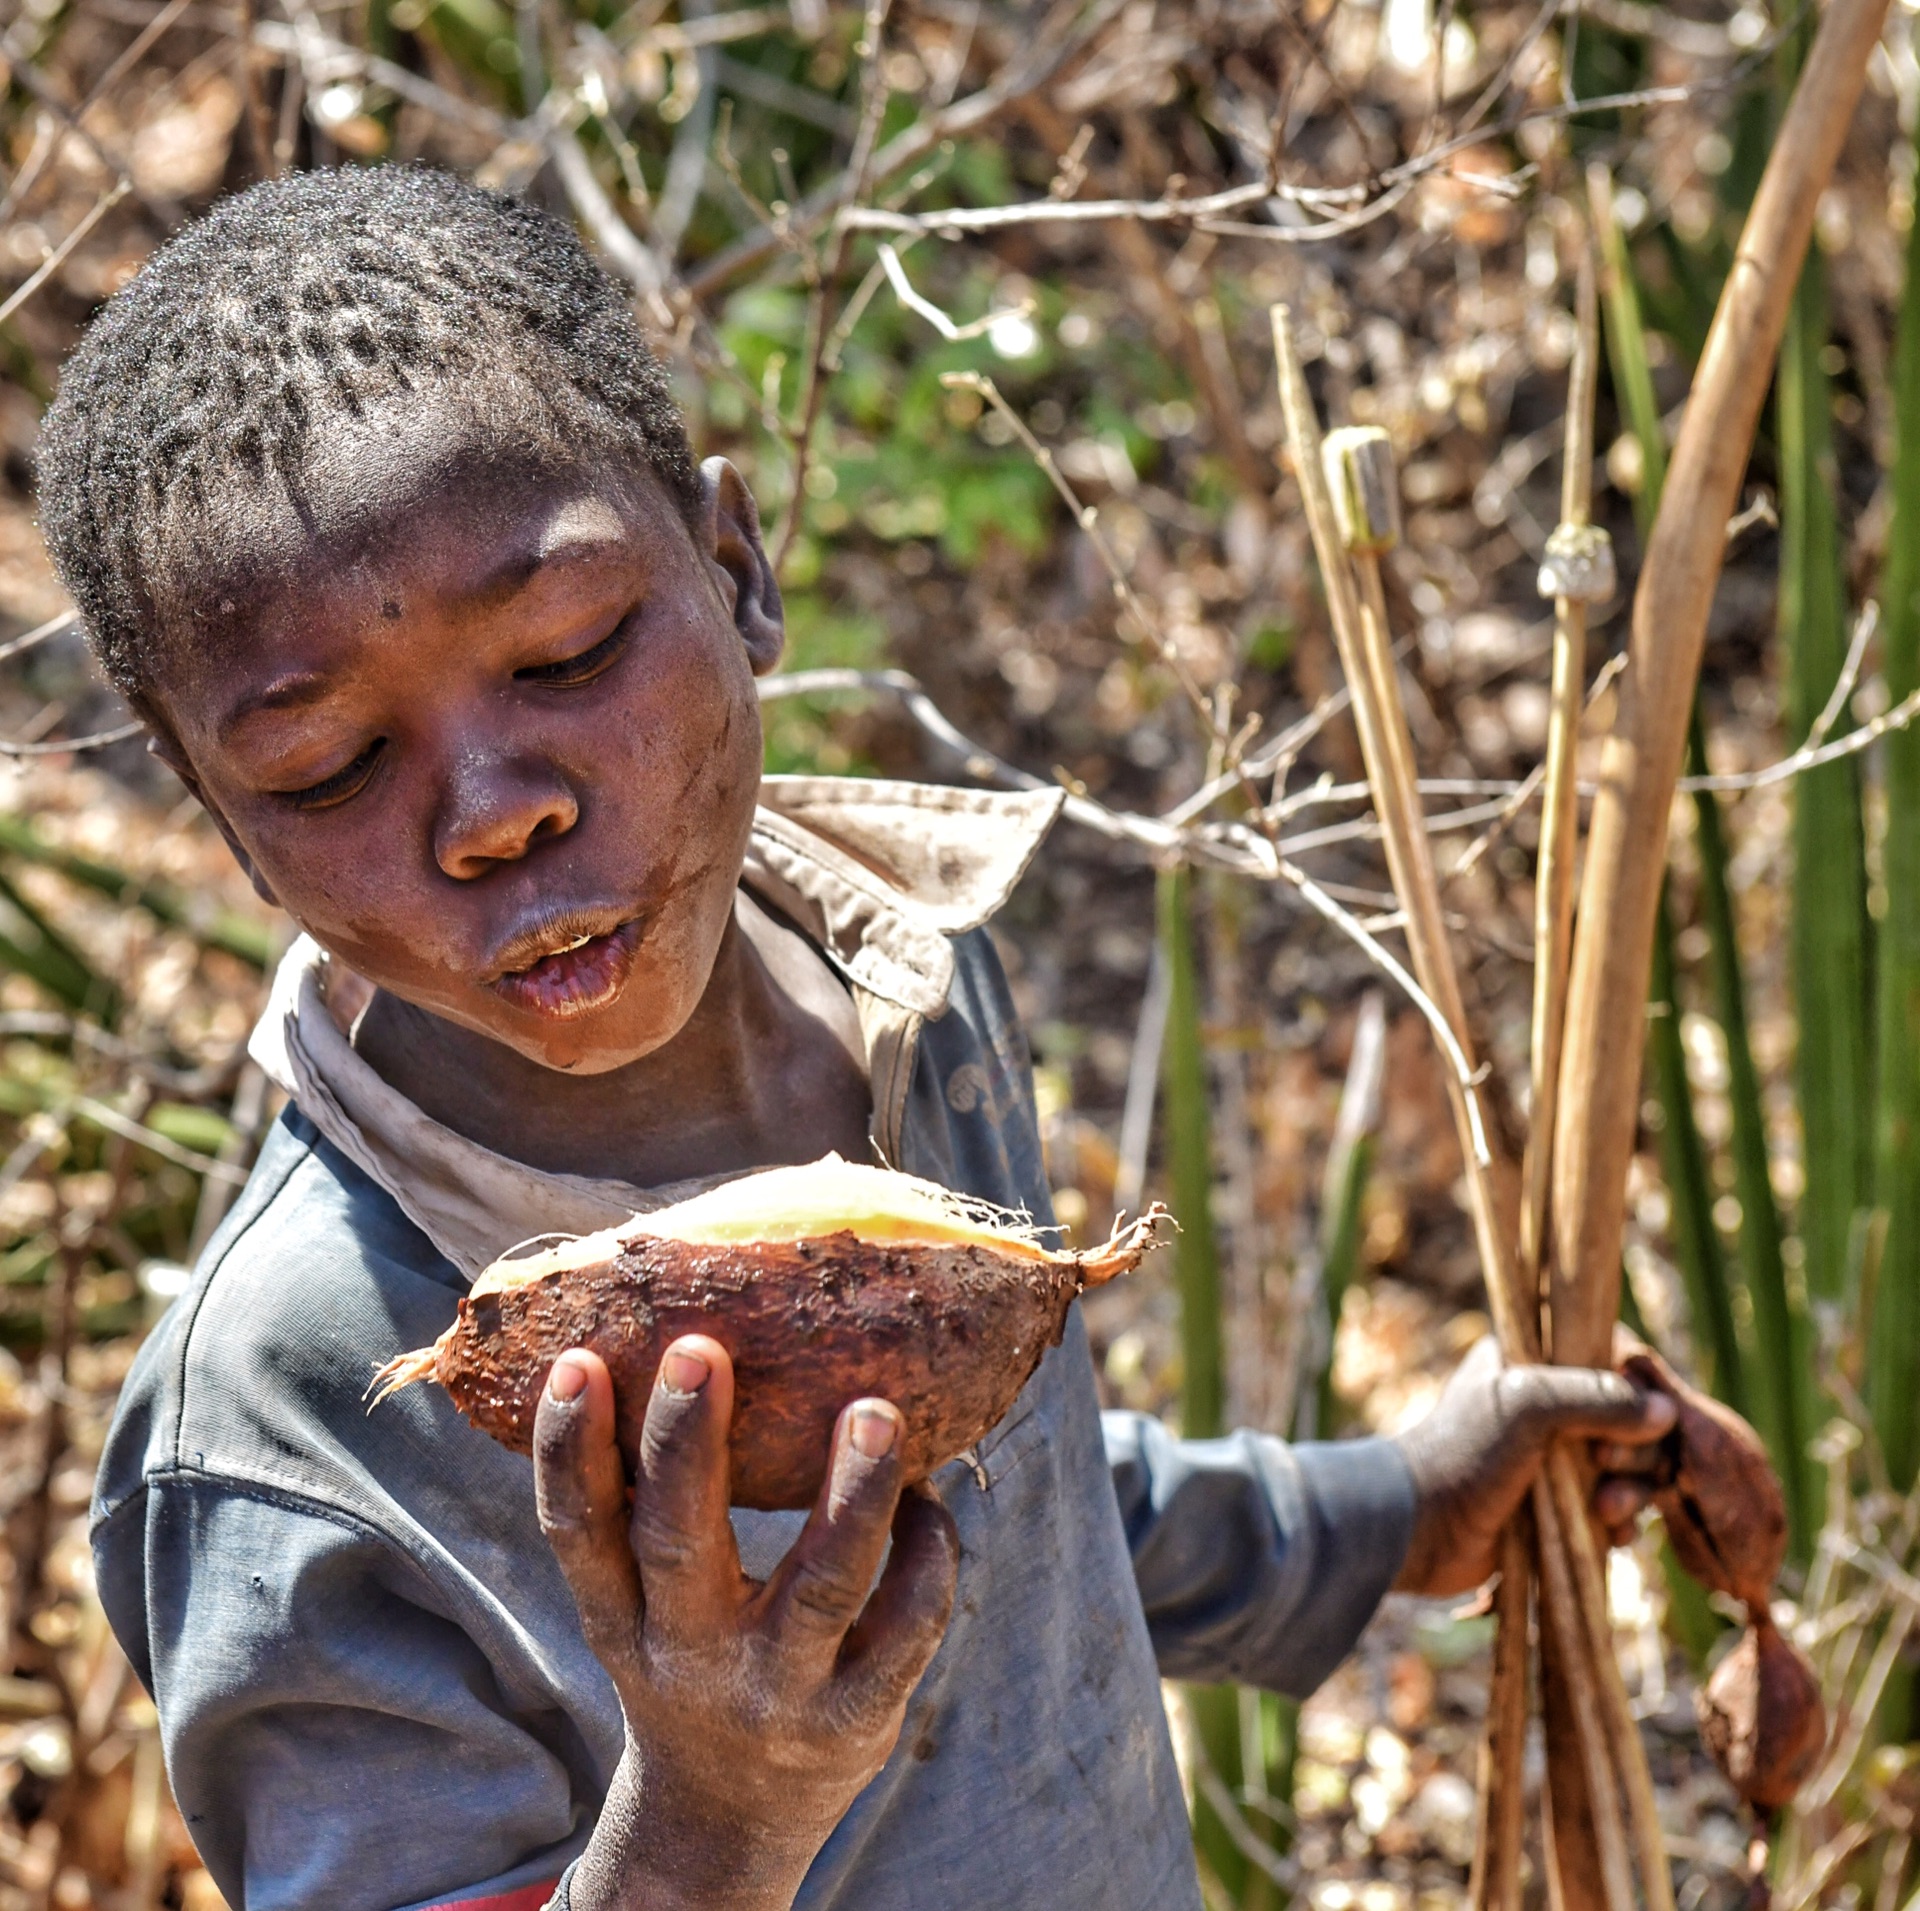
[38,167,1673,1911]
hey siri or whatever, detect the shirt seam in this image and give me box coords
[106,1460,579,1719]
[162,1121,319,1492]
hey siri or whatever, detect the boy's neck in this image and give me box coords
[353,894,872,1188]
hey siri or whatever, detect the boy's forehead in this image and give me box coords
[287,397,650,570]
[152,416,691,724]
[182,412,675,617]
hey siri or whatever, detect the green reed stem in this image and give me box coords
[1870,200,1920,1488]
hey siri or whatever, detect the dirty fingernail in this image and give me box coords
[548,1354,589,1402]
[851,1403,897,1459]
[660,1344,710,1396]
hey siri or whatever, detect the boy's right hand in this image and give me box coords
[534,1337,960,1911]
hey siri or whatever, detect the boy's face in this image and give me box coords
[151,434,784,1075]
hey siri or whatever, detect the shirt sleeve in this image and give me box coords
[1103,1413,1417,1698]
[93,1473,591,1911]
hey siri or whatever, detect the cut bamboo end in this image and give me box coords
[1323,425,1403,556]
[1538,525,1617,606]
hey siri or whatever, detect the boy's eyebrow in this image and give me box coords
[218,672,336,739]
[468,521,634,604]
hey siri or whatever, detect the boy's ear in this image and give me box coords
[697,456,785,676]
[144,729,282,910]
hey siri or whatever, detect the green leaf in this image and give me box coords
[1870,200,1920,1488]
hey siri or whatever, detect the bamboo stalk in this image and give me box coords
[1275,308,1650,1911]
[1509,250,1618,1911]
[1533,1473,1637,1911]
[1521,250,1602,1298]
[1548,0,1894,1371]
[1526,266,1604,1291]
[1547,1446,1675,1911]
[1469,1519,1532,1911]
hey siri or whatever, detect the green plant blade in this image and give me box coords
[0,815,274,969]
[1687,712,1815,1552]
[1779,255,1874,1323]
[1871,197,1920,1488]
[1158,868,1291,1904]
[1647,894,1744,1413]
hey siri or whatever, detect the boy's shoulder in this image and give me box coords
[754,775,1062,920]
[748,775,1059,1019]
[91,1107,469,1536]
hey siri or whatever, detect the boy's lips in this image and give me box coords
[487,915,646,1019]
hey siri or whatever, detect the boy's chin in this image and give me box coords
[380,983,689,1079]
[475,1003,682,1076]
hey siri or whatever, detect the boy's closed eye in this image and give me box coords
[266,609,639,811]
[279,738,389,811]
[514,620,631,688]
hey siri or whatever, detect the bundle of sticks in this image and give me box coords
[1269,0,1893,1899]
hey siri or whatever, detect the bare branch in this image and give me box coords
[1806,600,1879,754]
[0,183,129,330]
[0,719,144,758]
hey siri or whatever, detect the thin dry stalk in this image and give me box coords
[1520,249,1600,1293]
[1532,1473,1638,1911]
[1469,1519,1533,1911]
[1548,0,1897,1369]
[1270,306,1523,1345]
[1547,1445,1675,1911]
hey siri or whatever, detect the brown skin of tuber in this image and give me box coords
[437,1231,1130,1509]
[1695,1618,1826,1813]
[1615,1336,1788,1611]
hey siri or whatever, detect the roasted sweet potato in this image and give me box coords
[1695,1617,1827,1812]
[377,1156,1162,1509]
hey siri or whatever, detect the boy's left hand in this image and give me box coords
[1391,1337,1678,1596]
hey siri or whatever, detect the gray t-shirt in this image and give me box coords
[92,924,1413,1911]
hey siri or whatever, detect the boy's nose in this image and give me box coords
[433,760,580,878]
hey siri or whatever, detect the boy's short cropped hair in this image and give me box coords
[35,164,700,706]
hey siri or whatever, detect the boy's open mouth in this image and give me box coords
[488,916,645,1019]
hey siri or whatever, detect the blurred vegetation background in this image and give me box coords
[1,0,1919,1904]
